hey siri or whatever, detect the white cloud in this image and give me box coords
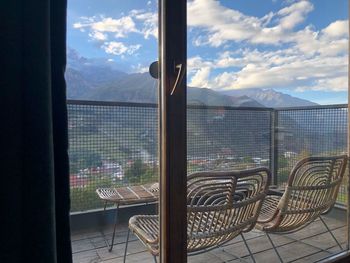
[186,0,348,93]
[296,76,348,92]
[277,1,314,30]
[73,16,137,39]
[187,0,314,46]
[293,22,348,56]
[212,63,297,90]
[322,20,348,38]
[73,9,158,45]
[188,0,260,46]
[189,67,211,87]
[102,42,141,55]
[188,56,214,72]
[88,31,107,41]
[73,14,150,57]
[130,10,158,39]
[188,44,347,92]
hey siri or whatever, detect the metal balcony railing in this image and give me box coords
[67,100,348,212]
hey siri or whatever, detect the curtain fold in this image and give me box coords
[2,0,72,262]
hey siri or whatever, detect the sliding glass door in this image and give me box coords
[185,0,349,262]
[67,0,349,262]
[162,2,350,262]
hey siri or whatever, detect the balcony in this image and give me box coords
[72,210,346,262]
[68,100,348,263]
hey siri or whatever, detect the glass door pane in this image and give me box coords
[186,0,349,262]
[66,1,161,262]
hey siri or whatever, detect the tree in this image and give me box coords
[124,159,156,185]
[278,156,288,169]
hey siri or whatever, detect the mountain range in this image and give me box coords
[65,49,317,108]
[221,88,318,108]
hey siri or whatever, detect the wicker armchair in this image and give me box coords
[256,155,348,262]
[123,168,271,263]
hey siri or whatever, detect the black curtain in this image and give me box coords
[2,0,72,262]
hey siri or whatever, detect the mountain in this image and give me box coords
[66,48,315,108]
[66,49,317,108]
[66,48,317,108]
[67,48,126,86]
[221,88,317,108]
[187,88,264,107]
[66,67,264,107]
[85,72,158,103]
[66,68,95,99]
[66,63,315,108]
[86,72,263,107]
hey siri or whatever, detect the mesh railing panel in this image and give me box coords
[187,106,271,173]
[68,102,272,212]
[276,106,348,205]
[68,102,158,211]
[68,101,347,212]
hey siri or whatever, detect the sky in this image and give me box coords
[67,0,348,104]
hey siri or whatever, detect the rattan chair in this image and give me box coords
[255,155,348,262]
[123,168,271,263]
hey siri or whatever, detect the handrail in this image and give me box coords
[67,99,158,108]
[67,99,347,111]
[67,99,274,111]
[275,104,347,111]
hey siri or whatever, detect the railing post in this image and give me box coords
[270,109,279,186]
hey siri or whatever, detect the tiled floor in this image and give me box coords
[72,209,348,263]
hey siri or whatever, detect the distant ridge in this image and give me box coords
[66,69,264,107]
[221,88,317,108]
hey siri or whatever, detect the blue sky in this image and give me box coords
[67,0,348,104]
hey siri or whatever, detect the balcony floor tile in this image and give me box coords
[71,209,347,263]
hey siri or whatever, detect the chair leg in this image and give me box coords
[109,203,120,252]
[241,233,256,263]
[266,233,283,263]
[319,216,342,251]
[123,229,130,263]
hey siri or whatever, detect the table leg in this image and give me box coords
[109,203,120,252]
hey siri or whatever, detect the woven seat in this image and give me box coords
[129,215,159,255]
[256,195,280,223]
[255,155,348,262]
[124,168,271,262]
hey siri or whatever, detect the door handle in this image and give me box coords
[149,61,159,79]
[171,62,186,95]
[149,60,185,95]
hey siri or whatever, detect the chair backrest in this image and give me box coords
[186,168,270,253]
[276,155,347,232]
